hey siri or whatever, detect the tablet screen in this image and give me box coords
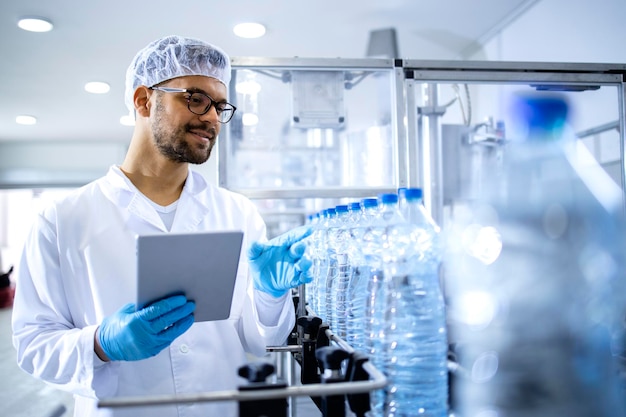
[136,231,244,322]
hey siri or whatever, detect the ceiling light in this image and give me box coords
[16,115,37,125]
[233,23,266,39]
[120,114,135,126]
[17,17,54,33]
[84,82,110,94]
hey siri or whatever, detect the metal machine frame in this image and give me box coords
[220,58,626,224]
[219,57,408,201]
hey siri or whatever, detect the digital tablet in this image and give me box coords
[136,231,244,322]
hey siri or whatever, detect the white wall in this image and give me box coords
[473,0,626,63]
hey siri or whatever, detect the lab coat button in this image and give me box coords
[179,344,189,354]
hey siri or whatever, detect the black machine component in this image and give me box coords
[238,362,288,417]
[345,352,372,417]
[316,346,351,417]
[297,315,323,384]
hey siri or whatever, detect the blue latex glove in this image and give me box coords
[248,226,313,298]
[97,295,195,361]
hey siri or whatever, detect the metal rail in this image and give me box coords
[576,120,620,139]
[98,329,387,410]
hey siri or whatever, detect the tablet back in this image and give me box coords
[136,231,244,322]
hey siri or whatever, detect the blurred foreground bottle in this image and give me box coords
[445,93,626,417]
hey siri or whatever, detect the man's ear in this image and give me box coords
[134,86,152,117]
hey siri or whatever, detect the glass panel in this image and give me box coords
[223,66,397,192]
[407,80,623,230]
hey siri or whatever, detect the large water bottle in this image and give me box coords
[383,189,449,417]
[363,193,406,416]
[346,198,378,352]
[445,93,626,417]
[330,204,353,338]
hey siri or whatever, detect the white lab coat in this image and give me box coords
[11,166,295,417]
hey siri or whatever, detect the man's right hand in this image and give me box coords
[96,295,195,361]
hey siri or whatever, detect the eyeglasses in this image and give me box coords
[150,86,237,124]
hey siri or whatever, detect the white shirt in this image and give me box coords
[11,166,295,417]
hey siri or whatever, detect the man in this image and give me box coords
[11,35,311,417]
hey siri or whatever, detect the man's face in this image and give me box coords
[149,75,228,165]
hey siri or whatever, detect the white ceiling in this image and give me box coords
[0,0,538,143]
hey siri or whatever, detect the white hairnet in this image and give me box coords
[124,35,231,112]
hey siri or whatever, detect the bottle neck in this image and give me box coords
[380,201,403,224]
[403,198,423,222]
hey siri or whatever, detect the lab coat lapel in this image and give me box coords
[171,169,211,232]
[101,166,168,232]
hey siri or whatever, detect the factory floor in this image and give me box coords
[0,307,74,417]
[0,307,322,417]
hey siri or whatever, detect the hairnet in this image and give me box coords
[124,35,231,112]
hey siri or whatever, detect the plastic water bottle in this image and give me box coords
[341,202,362,344]
[445,94,626,417]
[382,189,449,417]
[305,211,322,315]
[362,193,406,416]
[330,204,353,338]
[322,208,339,327]
[313,208,333,322]
[348,201,363,223]
[345,198,378,352]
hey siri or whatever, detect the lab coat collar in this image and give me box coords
[173,168,212,232]
[101,165,212,232]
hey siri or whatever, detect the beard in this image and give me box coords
[151,99,216,165]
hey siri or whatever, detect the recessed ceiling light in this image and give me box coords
[17,17,54,33]
[120,114,135,126]
[233,22,266,39]
[84,81,110,94]
[16,115,37,125]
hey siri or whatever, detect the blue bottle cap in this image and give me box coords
[404,188,423,201]
[378,193,398,204]
[349,202,361,211]
[361,198,378,208]
[513,94,569,142]
[335,205,349,213]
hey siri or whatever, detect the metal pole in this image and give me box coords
[394,63,409,190]
[99,369,386,409]
[405,79,421,188]
[576,120,620,139]
[99,330,387,410]
[423,83,444,225]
